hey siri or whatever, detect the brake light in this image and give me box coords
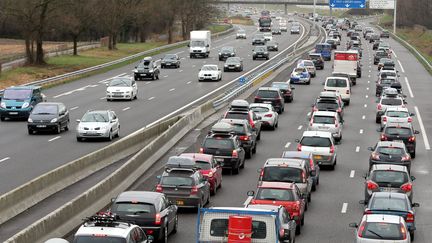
[382,117,387,122]
[337,108,342,113]
[297,144,302,151]
[408,117,412,122]
[408,136,416,142]
[371,152,380,160]
[400,223,407,240]
[309,159,314,169]
[293,201,300,211]
[367,180,379,190]
[155,184,163,193]
[260,168,264,177]
[232,150,238,158]
[199,147,204,153]
[406,212,415,223]
[400,183,412,192]
[191,186,199,195]
[255,96,261,100]
[208,171,214,177]
[401,154,411,161]
[358,221,366,237]
[377,104,382,110]
[380,134,387,141]
[265,114,273,117]
[330,145,335,154]
[155,213,162,225]
[364,210,372,215]
[239,135,250,141]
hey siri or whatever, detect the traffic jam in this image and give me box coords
[38,13,423,243]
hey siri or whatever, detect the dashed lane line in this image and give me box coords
[404,77,414,98]
[122,107,131,111]
[70,106,79,111]
[48,136,61,142]
[0,157,10,163]
[285,142,291,148]
[341,203,348,213]
[350,170,355,178]
[148,97,155,100]
[356,146,360,152]
[414,106,431,150]
[397,60,405,73]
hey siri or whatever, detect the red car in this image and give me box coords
[247,181,306,235]
[179,153,223,195]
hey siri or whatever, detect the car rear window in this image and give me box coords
[262,167,304,183]
[301,137,331,147]
[377,147,404,155]
[370,197,408,211]
[385,127,412,136]
[210,219,267,239]
[272,83,289,90]
[73,236,126,243]
[326,78,347,87]
[257,90,279,98]
[250,106,270,113]
[112,202,155,214]
[386,111,409,118]
[372,170,408,187]
[256,188,295,201]
[195,160,212,170]
[231,123,247,135]
[225,112,248,121]
[381,98,402,106]
[161,176,194,186]
[360,222,404,240]
[313,115,335,124]
[203,137,234,150]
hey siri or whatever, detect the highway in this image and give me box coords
[118,19,432,242]
[0,20,305,196]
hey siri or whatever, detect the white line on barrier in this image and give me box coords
[148,97,155,100]
[0,157,10,163]
[285,142,291,148]
[187,81,192,84]
[341,203,348,213]
[175,51,184,55]
[48,136,61,142]
[356,146,360,152]
[169,88,175,92]
[70,106,79,111]
[404,77,414,98]
[414,106,431,150]
[392,51,398,58]
[397,60,405,73]
[366,87,369,91]
[350,170,355,178]
[99,97,106,100]
[163,75,168,78]
[365,95,368,98]
[122,107,131,111]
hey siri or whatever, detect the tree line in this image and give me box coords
[0,0,221,65]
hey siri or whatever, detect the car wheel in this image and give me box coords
[172,215,178,234]
[108,131,113,141]
[64,123,69,131]
[375,116,381,123]
[211,184,217,196]
[56,124,61,134]
[307,80,311,85]
[312,183,316,191]
[151,74,155,80]
[308,193,311,203]
[233,165,240,174]
[245,149,252,159]
[257,131,261,140]
[411,151,416,158]
[253,57,256,60]
[28,128,34,135]
[331,159,336,170]
[295,224,301,235]
[0,116,4,121]
[410,231,415,241]
[156,73,159,80]
[116,127,120,138]
[160,226,168,243]
[76,137,82,142]
[252,143,257,154]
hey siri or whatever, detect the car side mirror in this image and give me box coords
[156,175,161,180]
[256,116,262,120]
[257,168,262,173]
[412,202,420,207]
[247,190,255,197]
[349,223,358,228]
[367,147,374,151]
[295,139,300,143]
[111,198,116,203]
[76,119,80,123]
[359,200,366,205]
[410,175,416,181]
[110,120,116,123]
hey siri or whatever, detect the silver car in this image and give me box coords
[376,91,406,123]
[296,131,337,170]
[249,103,279,130]
[308,111,343,142]
[381,107,414,129]
[76,110,120,141]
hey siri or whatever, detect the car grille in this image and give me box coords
[204,74,212,77]
[193,50,202,53]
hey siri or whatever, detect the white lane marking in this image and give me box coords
[360,129,364,134]
[297,125,303,130]
[404,77,414,98]
[365,95,369,98]
[341,203,348,213]
[364,104,368,108]
[392,51,398,58]
[0,157,10,163]
[362,115,366,120]
[122,107,131,111]
[48,136,61,142]
[244,196,253,206]
[366,87,370,90]
[368,75,370,78]
[169,88,175,92]
[187,81,192,84]
[145,81,151,85]
[285,142,291,148]
[307,112,311,116]
[100,97,106,100]
[179,70,183,72]
[70,106,79,111]
[181,57,185,60]
[414,106,431,150]
[356,146,360,152]
[224,36,229,39]
[148,97,155,100]
[369,70,371,73]
[368,80,370,84]
[397,60,405,73]
[98,73,127,84]
[350,170,355,178]
[192,65,196,67]
[163,75,168,78]
[175,51,184,55]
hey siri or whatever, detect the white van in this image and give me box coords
[323,77,351,105]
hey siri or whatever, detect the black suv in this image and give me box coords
[254,87,285,113]
[252,34,266,45]
[218,46,236,61]
[200,122,246,174]
[161,54,180,68]
[111,191,178,242]
[27,102,70,134]
[374,51,390,65]
[308,53,324,70]
[224,100,262,140]
[252,46,269,60]
[220,118,257,159]
[380,122,419,158]
[134,57,160,80]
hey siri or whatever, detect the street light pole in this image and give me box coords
[393,0,397,34]
[313,0,316,18]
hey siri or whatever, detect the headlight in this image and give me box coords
[218,53,221,55]
[133,69,138,73]
[28,118,33,123]
[22,102,30,109]
[253,52,256,54]
[0,102,5,108]
[224,64,228,67]
[50,118,58,123]
[264,52,268,54]
[149,69,154,73]
[236,64,240,67]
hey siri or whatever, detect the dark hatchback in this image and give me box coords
[271,82,294,102]
[110,191,178,242]
[161,54,180,69]
[223,57,243,72]
[218,46,236,61]
[308,53,324,69]
[254,87,285,113]
[380,123,419,158]
[27,102,69,134]
[312,98,343,118]
[368,141,412,171]
[252,46,269,60]
[374,51,390,64]
[220,118,257,159]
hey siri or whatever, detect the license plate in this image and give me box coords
[36,125,46,128]
[9,112,18,115]
[141,74,147,76]
[216,158,224,162]
[176,200,184,206]
[229,67,235,69]
[264,101,272,104]
[314,155,322,159]
[166,63,171,65]
[319,126,328,130]
[380,188,392,192]
[86,131,97,134]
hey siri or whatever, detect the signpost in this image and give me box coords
[329,0,366,8]
[370,0,395,9]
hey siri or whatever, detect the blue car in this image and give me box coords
[314,43,332,61]
[0,86,46,121]
[290,66,311,84]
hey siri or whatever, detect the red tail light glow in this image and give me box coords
[309,159,314,169]
[408,117,412,122]
[380,134,387,141]
[239,135,250,141]
[330,145,335,154]
[406,212,415,223]
[382,117,387,122]
[155,213,162,225]
[337,108,342,113]
[377,104,382,110]
[199,147,204,153]
[265,114,273,117]
[400,224,407,240]
[155,184,163,193]
[367,180,379,190]
[408,136,416,142]
[358,222,366,237]
[401,154,411,161]
[400,183,412,192]
[232,150,238,158]
[297,144,302,151]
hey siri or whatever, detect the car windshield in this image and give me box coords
[257,90,278,98]
[386,111,409,118]
[262,167,304,183]
[326,78,347,87]
[161,176,193,186]
[203,137,234,150]
[3,89,32,100]
[73,236,126,243]
[163,54,177,60]
[272,83,289,89]
[81,112,109,122]
[313,115,335,124]
[194,160,212,170]
[361,222,404,240]
[301,137,331,147]
[238,30,245,34]
[372,170,408,187]
[309,55,321,60]
[303,61,314,66]
[225,112,248,120]
[201,65,217,71]
[226,58,240,64]
[109,78,131,87]
[256,188,295,201]
[370,197,408,211]
[112,202,155,214]
[221,47,233,52]
[381,99,402,106]
[191,40,205,47]
[294,68,305,73]
[32,104,58,115]
[250,106,270,113]
[381,79,394,84]
[385,127,412,136]
[254,47,266,52]
[377,146,404,155]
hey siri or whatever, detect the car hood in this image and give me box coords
[29,114,57,121]
[107,86,132,92]
[78,122,110,129]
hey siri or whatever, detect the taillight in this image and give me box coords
[382,116,387,122]
[155,213,162,225]
[400,183,412,192]
[401,154,411,161]
[313,107,318,112]
[330,145,335,154]
[265,114,273,117]
[408,117,412,123]
[408,136,416,142]
[367,180,379,190]
[364,210,372,215]
[400,223,407,240]
[358,221,366,237]
[380,134,387,141]
[155,184,163,193]
[239,135,250,141]
[309,159,314,169]
[294,201,300,211]
[208,171,214,177]
[260,169,264,177]
[199,147,204,153]
[297,144,302,151]
[232,150,238,158]
[255,96,261,100]
[371,152,380,160]
[337,108,342,113]
[406,212,415,223]
[377,104,382,110]
[191,186,199,195]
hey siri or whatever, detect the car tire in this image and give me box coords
[151,74,155,80]
[306,80,311,85]
[312,183,316,191]
[266,57,269,60]
[308,193,311,203]
[252,143,257,154]
[246,149,252,159]
[331,159,336,170]
[116,127,120,138]
[411,151,416,158]
[160,226,168,243]
[211,184,217,196]
[295,224,301,235]
[0,116,4,121]
[76,137,82,142]
[410,231,415,241]
[233,165,240,174]
[156,73,159,80]
[345,100,350,106]
[64,122,69,131]
[56,124,61,134]
[28,128,34,135]
[257,131,261,140]
[108,131,113,141]
[375,116,381,123]
[253,57,256,60]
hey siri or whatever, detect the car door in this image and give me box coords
[246,123,256,146]
[57,104,66,127]
[212,157,223,187]
[162,195,175,232]
[196,173,209,202]
[131,80,138,96]
[295,185,306,213]
[110,111,120,133]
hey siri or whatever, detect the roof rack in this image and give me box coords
[210,122,235,135]
[83,214,131,227]
[165,156,197,171]
[229,99,249,111]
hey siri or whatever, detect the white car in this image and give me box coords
[106,77,137,101]
[290,25,300,34]
[381,107,414,129]
[249,103,279,130]
[376,90,406,123]
[324,77,351,105]
[298,60,316,77]
[296,131,337,169]
[349,214,411,243]
[198,64,222,82]
[76,110,120,141]
[263,32,273,41]
[236,30,246,39]
[308,111,343,142]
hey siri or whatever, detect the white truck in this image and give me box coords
[333,50,359,84]
[189,30,211,58]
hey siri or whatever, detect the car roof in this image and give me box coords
[384,122,412,129]
[281,151,312,159]
[249,103,273,109]
[363,214,403,224]
[220,118,248,126]
[371,164,408,172]
[115,191,162,203]
[376,141,406,148]
[246,204,283,212]
[312,111,338,117]
[202,64,218,68]
[302,130,333,138]
[76,224,133,238]
[264,158,305,168]
[86,110,109,114]
[179,153,213,162]
[258,181,296,190]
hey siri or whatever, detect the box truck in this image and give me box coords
[189,30,211,58]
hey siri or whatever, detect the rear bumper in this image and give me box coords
[314,154,336,165]
[166,196,200,208]
[0,109,32,119]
